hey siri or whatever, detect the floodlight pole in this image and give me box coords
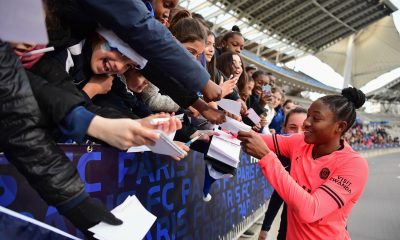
[343,34,354,88]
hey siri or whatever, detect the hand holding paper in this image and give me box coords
[217,98,241,116]
[137,113,182,135]
[89,195,156,240]
[247,108,261,125]
[128,130,187,159]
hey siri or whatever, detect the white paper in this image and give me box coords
[97,28,148,69]
[220,117,252,134]
[247,108,261,125]
[0,0,48,43]
[0,206,81,240]
[217,99,241,116]
[127,145,150,153]
[208,141,240,168]
[213,129,241,145]
[146,131,185,157]
[89,195,156,240]
[127,131,177,155]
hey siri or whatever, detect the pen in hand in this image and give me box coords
[185,133,205,146]
[22,46,55,57]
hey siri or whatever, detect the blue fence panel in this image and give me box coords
[0,145,273,239]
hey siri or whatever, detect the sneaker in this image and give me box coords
[241,230,255,238]
[203,193,212,202]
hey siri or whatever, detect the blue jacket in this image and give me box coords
[54,0,210,92]
[269,107,285,134]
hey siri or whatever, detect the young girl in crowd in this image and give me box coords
[239,87,368,240]
[168,10,221,143]
[264,86,285,134]
[259,107,308,240]
[239,77,254,103]
[205,30,238,99]
[215,27,245,56]
[11,41,176,149]
[216,51,248,114]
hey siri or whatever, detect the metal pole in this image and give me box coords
[343,34,354,88]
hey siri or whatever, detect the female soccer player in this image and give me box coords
[238,87,368,239]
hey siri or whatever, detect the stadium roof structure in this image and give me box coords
[180,0,395,62]
[180,0,398,94]
[365,76,400,102]
[316,15,400,89]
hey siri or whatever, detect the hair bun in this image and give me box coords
[341,87,366,109]
[232,25,240,32]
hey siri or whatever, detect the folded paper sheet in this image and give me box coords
[0,0,48,43]
[220,116,252,134]
[246,108,261,125]
[217,99,241,116]
[127,131,185,157]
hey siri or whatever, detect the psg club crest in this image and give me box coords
[320,168,330,180]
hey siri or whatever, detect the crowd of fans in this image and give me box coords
[0,0,292,238]
[345,124,400,149]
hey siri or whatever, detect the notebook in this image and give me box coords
[146,130,187,158]
[127,130,186,158]
[206,130,241,169]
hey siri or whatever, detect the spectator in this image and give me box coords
[46,0,226,123]
[283,99,296,116]
[239,77,255,103]
[268,87,285,134]
[245,64,258,78]
[268,72,277,87]
[216,51,247,100]
[215,26,245,57]
[2,41,184,239]
[247,70,271,115]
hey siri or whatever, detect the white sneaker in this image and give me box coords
[203,193,212,202]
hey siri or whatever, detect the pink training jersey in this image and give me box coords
[259,133,368,240]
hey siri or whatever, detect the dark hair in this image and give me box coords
[319,87,366,133]
[220,25,244,52]
[192,12,210,29]
[232,25,240,32]
[271,86,285,105]
[252,70,268,80]
[245,64,257,72]
[216,51,248,90]
[222,31,243,43]
[283,107,307,128]
[206,30,217,83]
[283,99,294,108]
[170,10,207,44]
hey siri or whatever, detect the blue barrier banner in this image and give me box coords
[0,145,273,239]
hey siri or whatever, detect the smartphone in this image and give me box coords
[262,85,271,95]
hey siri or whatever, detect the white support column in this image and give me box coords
[343,34,354,88]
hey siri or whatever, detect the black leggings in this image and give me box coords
[261,190,287,240]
